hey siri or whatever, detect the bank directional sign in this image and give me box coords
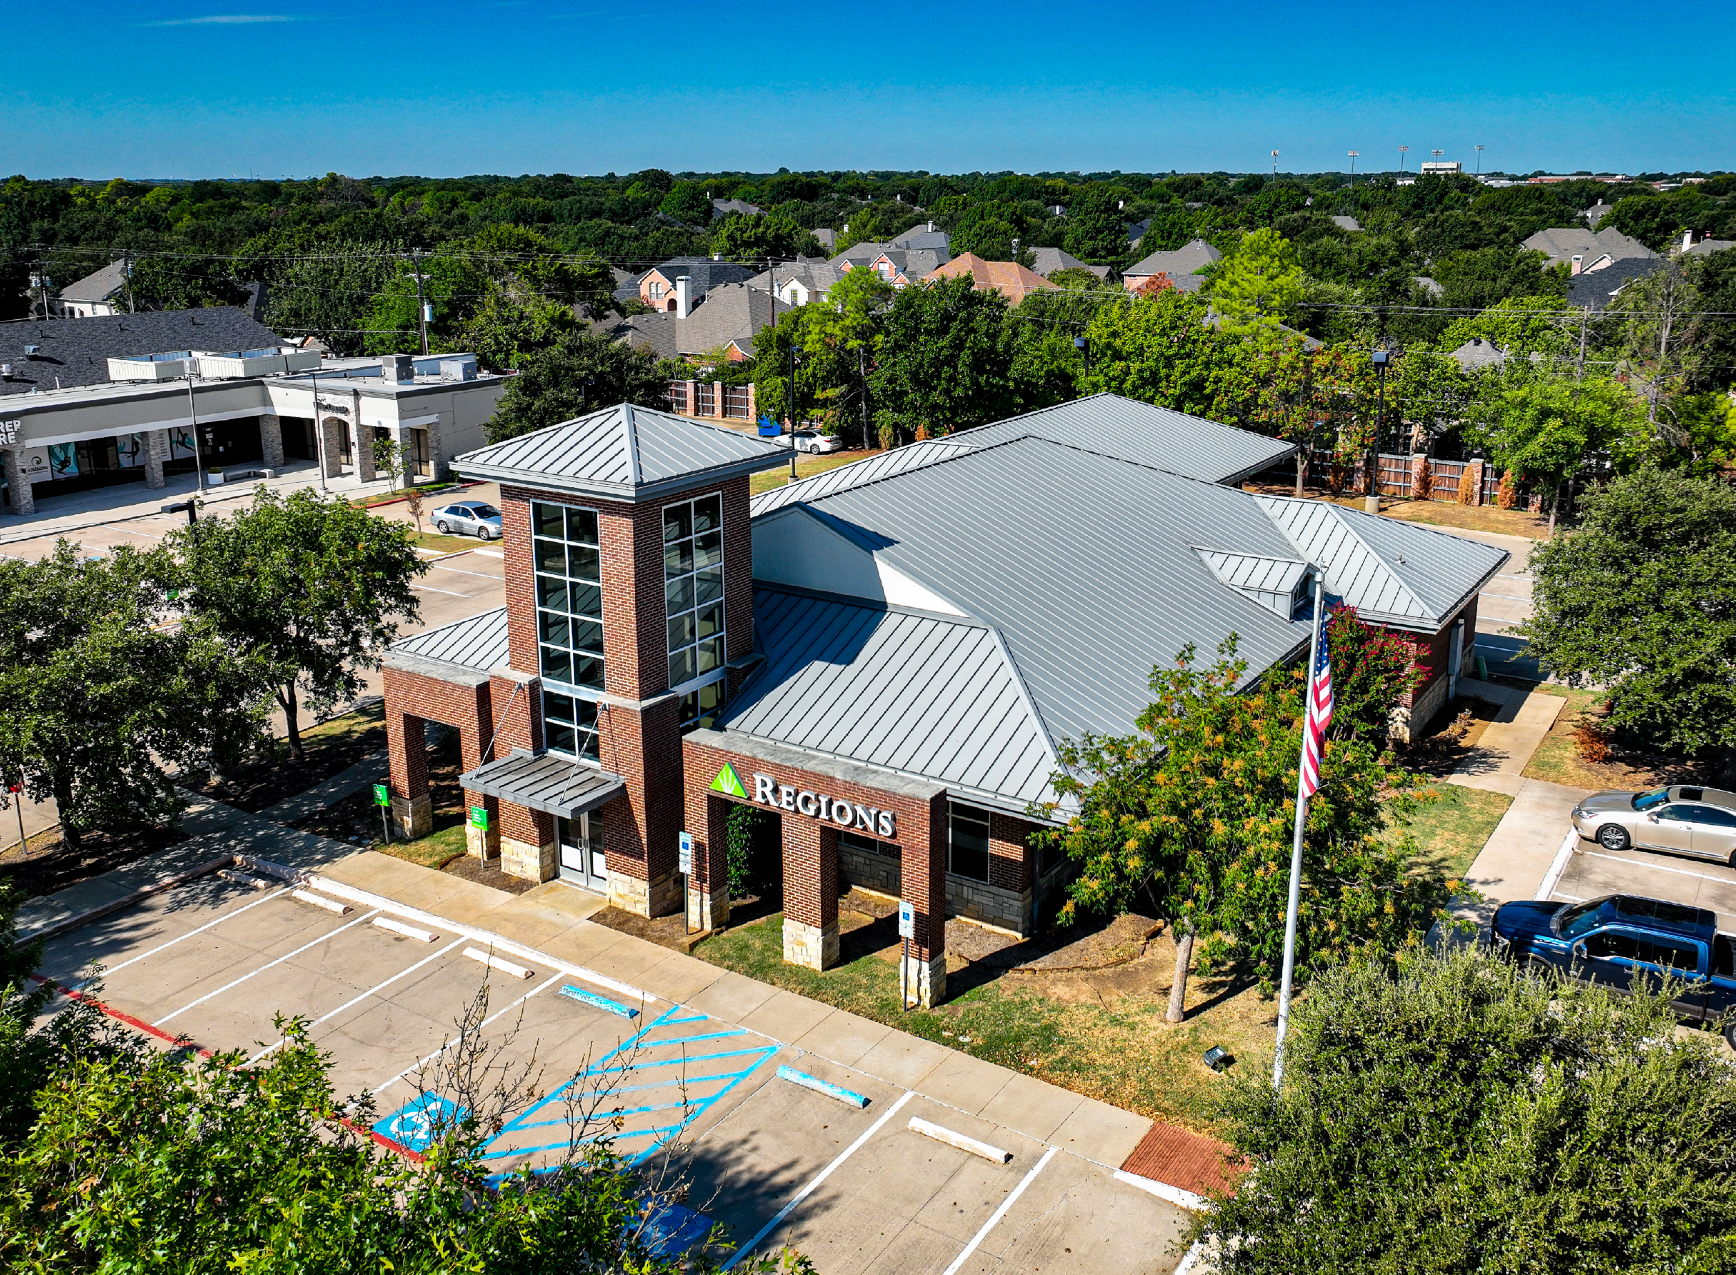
[469,805,488,829]
[710,763,748,798]
[372,783,390,807]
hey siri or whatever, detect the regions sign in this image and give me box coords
[748,772,896,840]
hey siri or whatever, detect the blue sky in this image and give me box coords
[8,0,1732,179]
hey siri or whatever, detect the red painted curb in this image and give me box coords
[29,974,212,1057]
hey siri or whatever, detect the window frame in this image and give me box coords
[947,803,992,883]
[532,498,606,698]
[662,491,727,731]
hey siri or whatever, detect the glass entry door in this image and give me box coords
[557,810,608,893]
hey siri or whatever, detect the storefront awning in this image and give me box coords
[459,750,624,819]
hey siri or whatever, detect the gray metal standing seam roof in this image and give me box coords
[452,403,791,501]
[731,436,1509,810]
[750,440,975,515]
[387,606,510,671]
[459,750,625,818]
[724,588,1061,813]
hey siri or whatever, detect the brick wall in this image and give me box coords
[382,664,500,827]
[682,735,948,962]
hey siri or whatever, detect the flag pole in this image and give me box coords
[1274,573,1325,1090]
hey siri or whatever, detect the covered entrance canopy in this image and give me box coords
[459,749,624,819]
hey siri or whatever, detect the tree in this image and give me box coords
[0,544,267,847]
[868,275,1021,443]
[710,214,822,264]
[485,330,676,442]
[1613,256,1706,437]
[660,181,713,226]
[1521,465,1736,756]
[803,266,893,447]
[1202,947,1736,1274]
[1206,228,1304,333]
[1061,187,1132,264]
[1469,372,1649,530]
[167,488,424,761]
[126,253,249,311]
[1035,638,1444,1021]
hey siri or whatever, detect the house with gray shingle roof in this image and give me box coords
[1122,239,1220,293]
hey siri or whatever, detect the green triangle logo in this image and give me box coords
[711,763,748,798]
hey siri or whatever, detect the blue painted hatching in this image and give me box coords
[633,1198,715,1259]
[559,983,639,1019]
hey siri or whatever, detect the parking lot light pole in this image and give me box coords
[1367,344,1390,515]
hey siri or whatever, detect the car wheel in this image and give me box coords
[435,521,451,534]
[1597,824,1631,852]
[1725,1019,1736,1052]
[481,526,496,541]
[1525,954,1558,980]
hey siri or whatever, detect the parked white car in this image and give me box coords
[790,430,843,454]
[431,501,503,539]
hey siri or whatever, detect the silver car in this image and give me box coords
[1572,785,1736,865]
[431,501,502,539]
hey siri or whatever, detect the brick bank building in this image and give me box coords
[382,395,1507,1006]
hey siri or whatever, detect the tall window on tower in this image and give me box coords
[533,500,605,694]
[664,493,726,731]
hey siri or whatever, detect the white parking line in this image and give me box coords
[469,548,504,558]
[78,886,295,990]
[152,910,380,1026]
[1581,850,1735,885]
[722,1090,917,1270]
[941,1146,1057,1275]
[248,937,466,1062]
[429,563,501,579]
[369,970,564,1095]
[409,582,470,597]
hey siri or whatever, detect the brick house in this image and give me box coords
[381,396,1505,1008]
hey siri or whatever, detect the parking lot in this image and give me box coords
[36,857,1195,1273]
[1547,835,1736,932]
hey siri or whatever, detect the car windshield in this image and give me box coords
[1553,897,1610,939]
[1632,788,1670,811]
[471,504,501,518]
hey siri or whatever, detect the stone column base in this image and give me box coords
[3,449,35,515]
[608,869,680,918]
[145,429,167,490]
[392,794,432,840]
[501,836,556,883]
[466,821,500,860]
[900,952,947,1008]
[783,918,840,971]
[688,886,730,933]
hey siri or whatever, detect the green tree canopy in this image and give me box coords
[1206,228,1304,333]
[660,181,713,226]
[0,544,266,846]
[167,489,424,759]
[1469,373,1651,525]
[710,214,822,264]
[484,329,676,441]
[1061,187,1133,264]
[868,275,1020,442]
[1521,464,1736,755]
[1203,947,1736,1274]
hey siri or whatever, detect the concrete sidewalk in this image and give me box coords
[1447,678,1566,798]
[260,748,389,823]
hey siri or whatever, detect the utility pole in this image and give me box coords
[786,345,799,478]
[123,251,135,313]
[411,249,430,356]
[186,372,208,493]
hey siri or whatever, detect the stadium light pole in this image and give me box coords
[1474,144,1485,175]
[1271,149,1279,180]
[1398,145,1409,171]
[1348,150,1359,184]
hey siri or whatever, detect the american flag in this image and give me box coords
[1299,609,1334,799]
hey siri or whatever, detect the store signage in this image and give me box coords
[469,805,488,830]
[0,420,21,445]
[710,763,898,838]
[373,783,390,807]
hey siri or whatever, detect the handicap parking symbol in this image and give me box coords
[373,1093,466,1154]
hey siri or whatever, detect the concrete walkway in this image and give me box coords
[1446,677,1566,797]
[260,748,389,823]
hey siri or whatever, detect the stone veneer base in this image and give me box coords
[392,794,433,841]
[501,836,555,883]
[900,952,947,1008]
[783,918,840,970]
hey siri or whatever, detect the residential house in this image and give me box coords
[922,253,1059,306]
[55,260,130,317]
[1567,257,1667,311]
[1332,215,1361,232]
[0,308,504,513]
[746,258,847,308]
[830,243,949,286]
[614,256,756,312]
[712,198,762,217]
[1122,239,1220,293]
[811,228,838,252]
[1447,337,1512,371]
[1683,234,1736,257]
[889,222,950,254]
[1027,247,1113,280]
[1582,201,1615,227]
[1521,226,1656,271]
[1127,218,1151,248]
[605,282,776,362]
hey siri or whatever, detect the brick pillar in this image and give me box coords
[684,380,697,415]
[599,696,683,918]
[781,815,839,969]
[387,711,433,839]
[352,416,377,483]
[320,418,347,478]
[989,813,1037,937]
[900,792,949,1006]
[748,382,756,421]
[143,429,167,489]
[489,669,552,881]
[713,381,725,420]
[687,791,732,931]
[457,683,499,860]
[259,414,285,468]
[2,447,34,515]
[1459,458,1484,506]
[1409,452,1429,501]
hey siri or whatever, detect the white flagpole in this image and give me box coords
[1273,573,1325,1090]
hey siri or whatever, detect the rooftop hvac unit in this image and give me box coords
[23,345,41,358]
[0,364,10,379]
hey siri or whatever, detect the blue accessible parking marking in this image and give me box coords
[558,983,639,1018]
[479,1003,778,1174]
[374,1093,467,1153]
[635,1198,716,1259]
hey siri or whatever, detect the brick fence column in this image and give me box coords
[144,429,167,489]
[901,792,949,1006]
[387,711,433,838]
[1409,452,1430,501]
[781,813,838,969]
[1459,457,1485,506]
[713,381,725,420]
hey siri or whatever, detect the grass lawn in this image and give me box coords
[409,531,484,554]
[1392,783,1514,880]
[380,821,469,870]
[1377,499,1555,540]
[749,448,883,495]
[698,906,1277,1135]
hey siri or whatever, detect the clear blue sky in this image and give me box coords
[9,0,1732,179]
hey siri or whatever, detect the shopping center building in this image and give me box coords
[381,394,1508,1006]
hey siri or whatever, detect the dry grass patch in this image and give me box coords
[748,448,883,494]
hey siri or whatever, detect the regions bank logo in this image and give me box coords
[710,763,748,798]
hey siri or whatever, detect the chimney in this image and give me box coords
[382,353,413,383]
[1683,229,1696,253]
[928,221,934,232]
[676,275,692,319]
[1571,254,1583,275]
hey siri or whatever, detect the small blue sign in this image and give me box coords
[374,1093,466,1153]
[757,415,781,437]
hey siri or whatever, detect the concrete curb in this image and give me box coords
[20,853,236,943]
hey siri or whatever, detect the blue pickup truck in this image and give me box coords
[1492,893,1736,1049]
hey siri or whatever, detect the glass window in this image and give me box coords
[532,500,604,693]
[542,689,599,762]
[1657,805,1693,823]
[664,493,726,728]
[1583,931,1639,960]
[471,503,500,518]
[1635,938,1700,973]
[949,804,991,882]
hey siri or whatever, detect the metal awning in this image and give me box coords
[459,750,625,819]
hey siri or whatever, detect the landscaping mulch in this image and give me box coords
[193,700,387,814]
[0,824,190,900]
[442,853,537,895]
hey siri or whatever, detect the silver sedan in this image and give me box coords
[1572,785,1736,865]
